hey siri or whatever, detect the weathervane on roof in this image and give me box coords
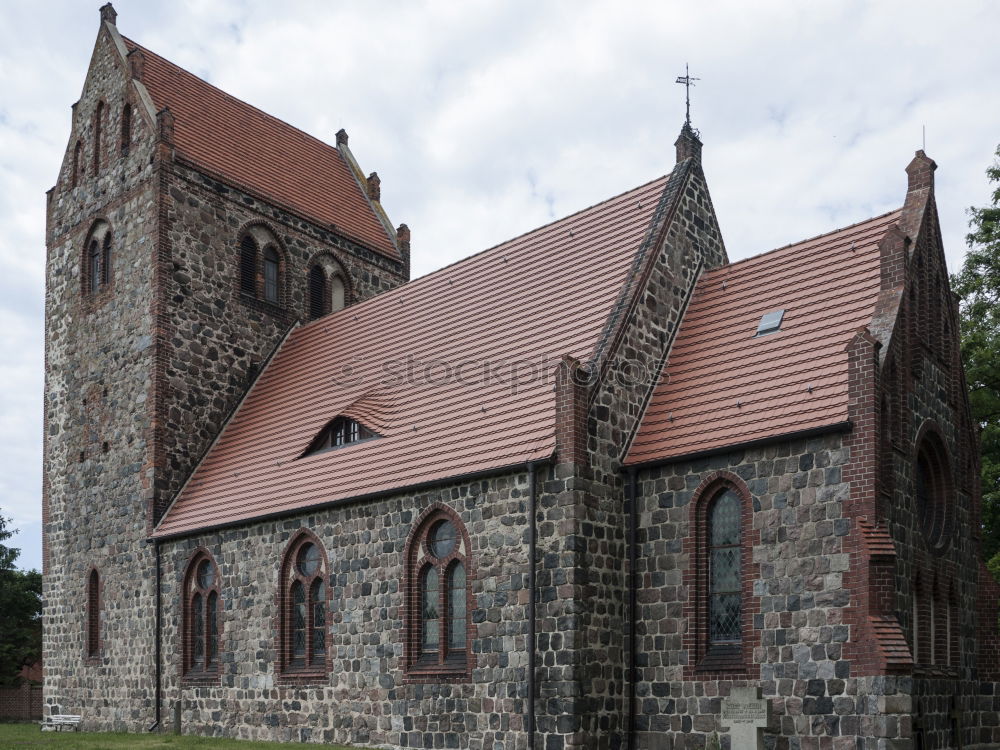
[675,63,700,127]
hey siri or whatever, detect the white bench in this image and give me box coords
[40,714,81,732]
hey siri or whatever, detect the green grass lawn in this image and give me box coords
[0,723,369,750]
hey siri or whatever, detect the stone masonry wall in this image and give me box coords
[154,161,407,518]
[43,21,161,731]
[534,142,729,750]
[159,470,535,750]
[631,433,918,750]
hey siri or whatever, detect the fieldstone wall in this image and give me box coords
[158,470,534,749]
[533,142,729,750]
[43,21,161,732]
[630,433,919,749]
[153,161,407,518]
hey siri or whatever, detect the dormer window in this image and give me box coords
[303,417,376,456]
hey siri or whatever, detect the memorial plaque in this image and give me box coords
[720,687,771,750]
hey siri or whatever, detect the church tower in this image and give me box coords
[42,5,407,728]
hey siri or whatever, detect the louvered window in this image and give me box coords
[308,265,327,320]
[240,235,257,295]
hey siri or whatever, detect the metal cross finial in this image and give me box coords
[675,63,700,126]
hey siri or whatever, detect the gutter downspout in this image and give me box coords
[148,539,162,732]
[627,467,638,750]
[527,461,537,750]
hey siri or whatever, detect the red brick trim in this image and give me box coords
[274,528,332,685]
[402,503,475,682]
[84,566,103,665]
[554,355,590,472]
[235,220,291,311]
[179,547,223,686]
[305,251,355,316]
[682,471,760,680]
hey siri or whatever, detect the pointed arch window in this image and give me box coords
[120,103,132,156]
[183,551,222,679]
[239,235,257,296]
[279,532,329,679]
[263,246,280,304]
[303,416,376,456]
[88,240,102,293]
[688,474,755,676]
[308,265,327,320]
[83,222,112,297]
[405,508,472,676]
[708,490,742,645]
[85,568,100,661]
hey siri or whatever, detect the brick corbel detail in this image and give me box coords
[842,328,911,674]
[553,355,591,474]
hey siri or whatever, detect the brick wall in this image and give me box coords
[0,684,43,721]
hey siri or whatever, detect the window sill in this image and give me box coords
[237,292,289,318]
[912,664,960,679]
[694,644,746,675]
[275,668,329,686]
[181,671,221,687]
[405,660,471,683]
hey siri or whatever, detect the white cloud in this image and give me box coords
[0,0,997,568]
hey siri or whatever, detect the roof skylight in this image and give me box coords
[755,309,785,337]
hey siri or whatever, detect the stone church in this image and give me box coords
[43,5,1000,749]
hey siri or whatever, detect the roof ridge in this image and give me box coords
[122,36,346,164]
[713,208,900,273]
[295,174,670,333]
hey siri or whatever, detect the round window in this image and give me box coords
[428,520,457,559]
[296,542,321,576]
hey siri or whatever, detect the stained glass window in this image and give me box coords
[448,562,466,653]
[282,534,328,674]
[207,592,218,666]
[409,511,471,672]
[421,566,440,655]
[312,580,326,658]
[292,580,306,661]
[709,490,741,644]
[297,543,320,576]
[192,593,204,666]
[429,521,457,559]
[197,559,215,589]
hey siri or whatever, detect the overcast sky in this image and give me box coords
[1,0,997,571]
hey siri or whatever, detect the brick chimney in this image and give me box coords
[675,122,702,164]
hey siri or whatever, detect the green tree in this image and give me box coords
[0,514,42,686]
[952,145,1000,571]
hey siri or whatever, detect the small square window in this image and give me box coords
[755,309,785,337]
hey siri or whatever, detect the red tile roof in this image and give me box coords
[625,210,900,466]
[124,38,398,260]
[154,176,674,537]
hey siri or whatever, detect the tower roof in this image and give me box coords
[123,37,400,260]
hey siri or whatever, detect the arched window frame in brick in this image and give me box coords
[684,471,759,678]
[81,220,112,298]
[276,529,330,683]
[306,252,353,321]
[181,548,223,684]
[403,504,474,681]
[913,422,954,554]
[237,223,288,309]
[84,566,102,664]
